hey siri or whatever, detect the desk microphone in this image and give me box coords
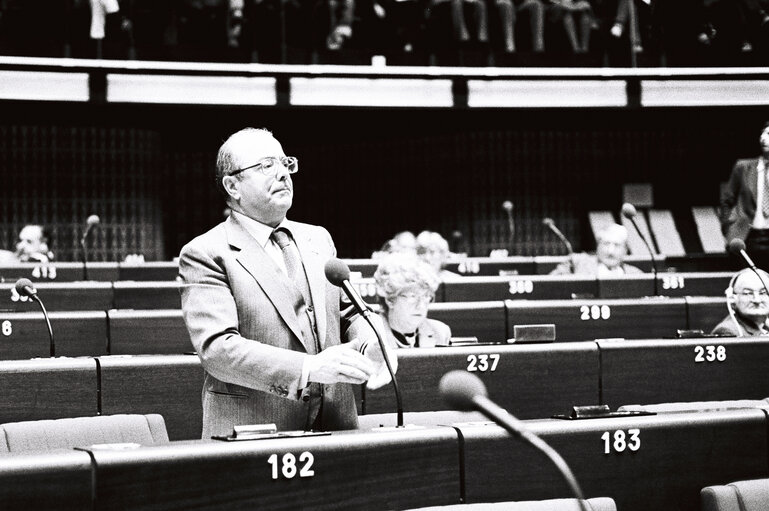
[502,201,514,253]
[81,214,100,281]
[543,218,575,273]
[439,370,588,511]
[15,278,55,357]
[325,258,403,427]
[621,203,658,295]
[728,239,769,297]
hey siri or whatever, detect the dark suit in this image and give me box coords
[711,312,769,337]
[179,214,358,438]
[721,157,763,242]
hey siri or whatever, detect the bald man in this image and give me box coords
[14,225,53,263]
[712,269,769,337]
[550,223,642,276]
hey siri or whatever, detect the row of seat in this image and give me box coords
[0,409,766,511]
[0,295,731,358]
[6,336,769,441]
[0,253,736,283]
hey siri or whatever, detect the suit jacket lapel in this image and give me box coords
[288,220,328,348]
[224,216,306,346]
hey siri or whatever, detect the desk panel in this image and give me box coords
[599,338,769,409]
[98,354,203,441]
[118,262,179,281]
[506,298,687,342]
[112,282,182,310]
[0,282,113,312]
[88,428,460,510]
[427,301,507,343]
[0,262,119,283]
[686,296,727,333]
[443,257,535,277]
[460,409,769,511]
[0,451,93,510]
[443,276,597,302]
[108,310,189,355]
[534,256,657,275]
[0,311,107,359]
[0,358,98,422]
[656,272,732,298]
[362,344,599,418]
[597,275,655,299]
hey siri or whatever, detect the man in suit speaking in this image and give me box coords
[179,127,382,438]
[721,122,769,268]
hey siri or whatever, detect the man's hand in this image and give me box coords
[306,344,377,385]
[348,314,398,390]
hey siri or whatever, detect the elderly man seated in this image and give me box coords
[712,269,769,337]
[7,225,54,263]
[550,223,642,276]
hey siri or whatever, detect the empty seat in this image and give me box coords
[701,478,769,511]
[0,413,169,453]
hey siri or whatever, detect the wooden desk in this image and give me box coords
[0,311,107,359]
[506,298,687,342]
[0,358,98,423]
[458,409,769,511]
[0,262,119,283]
[443,275,598,301]
[0,282,113,312]
[0,450,93,510]
[685,296,727,333]
[107,309,189,355]
[112,282,182,310]
[97,354,203,441]
[598,338,769,409]
[428,301,507,343]
[118,262,179,281]
[85,427,460,510]
[361,344,599,418]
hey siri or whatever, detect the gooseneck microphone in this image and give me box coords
[728,239,769,297]
[80,215,100,281]
[621,203,658,295]
[440,371,588,511]
[543,218,575,273]
[502,201,514,254]
[324,258,403,427]
[15,279,55,357]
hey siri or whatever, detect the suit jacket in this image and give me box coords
[721,157,763,242]
[376,313,452,349]
[549,254,643,276]
[179,214,358,438]
[711,312,769,337]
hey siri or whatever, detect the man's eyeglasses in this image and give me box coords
[229,156,298,177]
[737,289,769,298]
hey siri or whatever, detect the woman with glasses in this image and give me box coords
[370,253,451,348]
[712,268,769,336]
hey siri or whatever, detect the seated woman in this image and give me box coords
[416,230,461,279]
[373,253,452,348]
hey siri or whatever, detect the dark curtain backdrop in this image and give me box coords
[1,102,767,260]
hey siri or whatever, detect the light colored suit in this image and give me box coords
[721,157,762,242]
[179,214,358,438]
[549,254,643,276]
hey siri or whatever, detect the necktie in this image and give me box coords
[762,159,769,217]
[271,227,312,306]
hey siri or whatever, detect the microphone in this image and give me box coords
[502,201,514,254]
[439,371,588,511]
[80,215,100,281]
[325,258,403,427]
[543,218,575,273]
[15,279,55,357]
[621,203,658,295]
[728,239,769,298]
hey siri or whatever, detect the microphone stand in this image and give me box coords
[30,295,55,357]
[80,234,89,281]
[361,309,403,427]
[626,216,658,296]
